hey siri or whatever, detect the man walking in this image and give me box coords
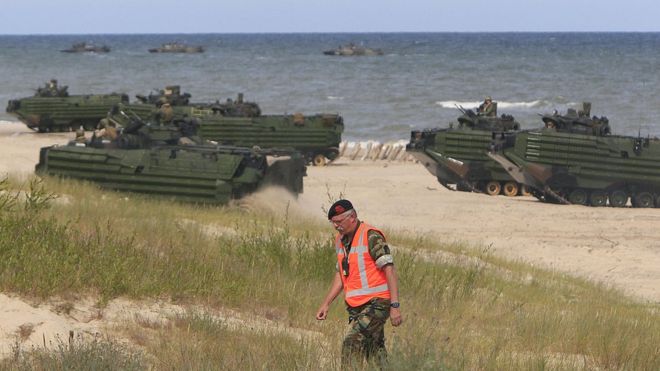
[316,199,402,369]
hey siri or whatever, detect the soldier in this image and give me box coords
[177,116,201,145]
[36,79,58,97]
[316,199,402,369]
[74,126,86,145]
[293,112,305,126]
[95,118,119,140]
[156,100,174,124]
[477,96,496,117]
[47,79,58,95]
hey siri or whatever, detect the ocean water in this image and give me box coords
[1,33,659,141]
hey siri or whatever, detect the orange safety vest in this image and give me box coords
[336,222,391,307]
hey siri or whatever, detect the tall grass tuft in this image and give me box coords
[128,311,332,371]
[0,176,658,369]
[1,337,144,371]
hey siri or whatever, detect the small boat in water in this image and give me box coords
[148,42,205,53]
[60,42,110,53]
[323,43,383,56]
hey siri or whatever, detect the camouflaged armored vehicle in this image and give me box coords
[148,42,204,53]
[134,85,193,106]
[133,86,260,116]
[129,89,343,166]
[6,81,128,132]
[406,106,526,196]
[60,42,110,53]
[488,103,660,207]
[539,102,611,136]
[456,105,520,132]
[35,113,306,204]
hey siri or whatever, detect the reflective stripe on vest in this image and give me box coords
[336,222,390,307]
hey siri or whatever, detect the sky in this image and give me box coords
[2,0,659,34]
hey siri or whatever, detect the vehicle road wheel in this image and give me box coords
[502,181,519,197]
[609,190,628,208]
[484,181,501,196]
[633,192,654,208]
[568,188,588,205]
[456,182,472,192]
[325,148,340,162]
[589,190,608,207]
[656,195,660,208]
[312,154,327,167]
[520,184,532,196]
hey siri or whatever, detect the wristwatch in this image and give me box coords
[390,302,400,308]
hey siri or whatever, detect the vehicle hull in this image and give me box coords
[6,94,129,132]
[35,144,306,204]
[125,104,344,165]
[407,128,523,195]
[492,128,660,207]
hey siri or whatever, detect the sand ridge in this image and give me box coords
[1,120,658,302]
[0,120,658,358]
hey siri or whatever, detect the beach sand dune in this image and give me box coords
[1,120,658,357]
[301,159,660,303]
[1,121,658,302]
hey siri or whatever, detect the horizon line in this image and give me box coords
[2,30,660,36]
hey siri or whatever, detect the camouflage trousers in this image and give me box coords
[342,298,390,370]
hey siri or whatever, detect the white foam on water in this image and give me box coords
[435,99,557,110]
[497,100,545,109]
[327,96,344,100]
[434,100,480,109]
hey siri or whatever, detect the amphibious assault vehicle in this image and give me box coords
[538,102,611,136]
[488,104,660,207]
[193,111,343,166]
[35,115,306,204]
[134,85,193,107]
[60,42,110,53]
[323,43,384,56]
[148,42,204,53]
[134,86,260,116]
[6,81,128,132]
[129,89,343,166]
[406,107,526,196]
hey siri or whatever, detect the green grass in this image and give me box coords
[0,176,659,370]
[2,337,144,371]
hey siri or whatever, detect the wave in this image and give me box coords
[435,99,576,110]
[327,96,344,100]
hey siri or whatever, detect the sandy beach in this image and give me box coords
[1,120,659,356]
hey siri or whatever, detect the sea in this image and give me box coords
[1,33,659,141]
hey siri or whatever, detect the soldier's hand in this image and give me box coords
[316,305,329,320]
[390,308,402,326]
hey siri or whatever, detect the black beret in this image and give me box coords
[328,199,354,220]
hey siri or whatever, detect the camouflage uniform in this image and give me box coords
[478,97,496,117]
[158,103,174,124]
[177,117,201,145]
[339,228,393,369]
[74,127,86,143]
[95,118,119,140]
[47,80,59,96]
